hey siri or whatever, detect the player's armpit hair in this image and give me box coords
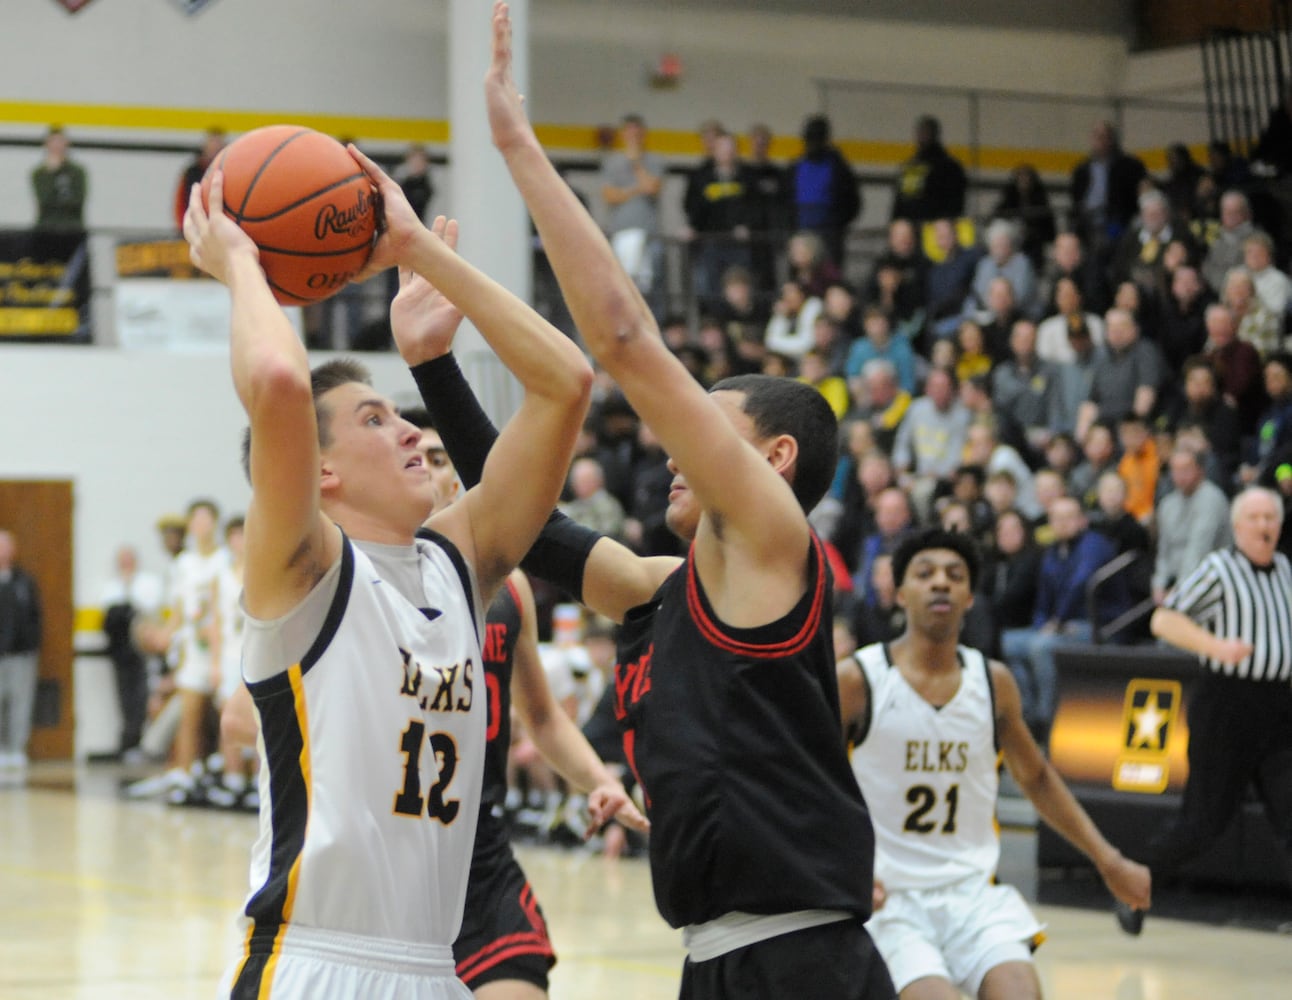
[410,355,497,489]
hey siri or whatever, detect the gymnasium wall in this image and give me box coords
[0,1,1209,606]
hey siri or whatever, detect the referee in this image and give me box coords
[1121,486,1292,933]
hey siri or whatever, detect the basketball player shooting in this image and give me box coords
[182,156,591,999]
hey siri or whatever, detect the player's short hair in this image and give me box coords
[891,527,981,590]
[187,497,220,520]
[710,373,838,513]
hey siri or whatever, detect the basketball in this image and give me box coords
[200,125,376,306]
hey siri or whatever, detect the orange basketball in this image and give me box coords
[200,125,376,306]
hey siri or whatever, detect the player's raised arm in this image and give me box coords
[183,176,334,620]
[483,4,809,588]
[349,151,593,599]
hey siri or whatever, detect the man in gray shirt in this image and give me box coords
[1152,446,1232,603]
[893,366,970,520]
[1077,308,1166,441]
[601,114,665,300]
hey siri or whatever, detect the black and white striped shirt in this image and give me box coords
[1167,547,1292,682]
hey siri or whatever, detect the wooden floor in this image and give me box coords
[2,763,1290,1000]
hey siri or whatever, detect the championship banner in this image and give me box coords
[0,230,91,340]
[52,0,98,12]
[170,0,219,14]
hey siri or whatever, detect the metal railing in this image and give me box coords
[1087,549,1156,645]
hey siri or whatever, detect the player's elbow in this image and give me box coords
[1148,607,1171,639]
[243,359,312,421]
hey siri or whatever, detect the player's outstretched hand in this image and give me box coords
[183,173,259,285]
[1099,852,1151,912]
[587,779,650,837]
[390,216,466,366]
[485,2,539,156]
[346,144,427,279]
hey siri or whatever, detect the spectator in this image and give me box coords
[713,266,770,370]
[809,313,850,376]
[1036,276,1106,364]
[625,421,681,558]
[1152,446,1232,604]
[847,357,912,455]
[963,419,1039,519]
[845,306,917,393]
[821,280,861,342]
[925,217,981,338]
[833,449,898,574]
[1115,413,1160,524]
[559,457,626,542]
[744,123,791,291]
[682,130,753,312]
[1077,308,1167,441]
[1162,142,1207,224]
[173,128,225,232]
[1223,267,1282,358]
[1243,231,1292,318]
[850,553,906,648]
[99,544,164,760]
[862,219,927,318]
[396,144,435,222]
[1109,189,1186,291]
[1091,469,1151,558]
[31,126,87,231]
[853,487,915,601]
[1002,496,1130,738]
[789,113,860,266]
[1069,120,1148,255]
[1201,190,1258,293]
[993,164,1058,266]
[968,219,1040,321]
[975,276,1025,363]
[0,530,42,785]
[600,114,664,301]
[1039,230,1111,318]
[764,280,822,360]
[891,115,968,224]
[892,366,971,520]
[1158,264,1215,374]
[981,508,1043,658]
[798,349,849,419]
[1044,432,1082,490]
[1167,357,1242,487]
[1251,79,1292,176]
[992,319,1066,452]
[785,231,842,298]
[953,320,993,384]
[1203,303,1266,434]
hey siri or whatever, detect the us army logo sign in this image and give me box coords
[1112,679,1181,794]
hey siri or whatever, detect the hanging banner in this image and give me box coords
[52,0,98,12]
[0,230,91,341]
[170,0,219,14]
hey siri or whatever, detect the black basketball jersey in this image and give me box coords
[613,534,875,929]
[472,574,523,869]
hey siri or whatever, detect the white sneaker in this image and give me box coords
[124,769,186,800]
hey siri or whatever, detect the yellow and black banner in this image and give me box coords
[0,231,91,340]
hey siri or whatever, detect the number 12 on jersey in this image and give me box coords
[393,719,460,824]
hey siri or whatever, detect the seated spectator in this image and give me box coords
[1243,231,1292,319]
[967,220,1040,321]
[1043,432,1081,491]
[785,230,841,298]
[974,276,1025,363]
[1002,495,1131,739]
[1111,279,1159,340]
[870,260,925,335]
[953,320,993,384]
[958,371,1027,459]
[1203,302,1267,433]
[1109,188,1189,292]
[559,457,626,542]
[821,280,861,341]
[833,449,899,575]
[1039,230,1110,318]
[851,553,907,649]
[983,469,1021,525]
[1201,190,1258,293]
[1091,469,1151,557]
[1152,446,1232,605]
[799,349,849,419]
[808,314,850,376]
[845,358,912,456]
[979,507,1043,658]
[1241,352,1292,486]
[992,319,1066,452]
[1036,277,1106,364]
[892,366,971,520]
[963,419,1039,519]
[845,306,917,392]
[853,487,916,601]
[1166,356,1242,487]
[1115,413,1160,524]
[863,219,928,319]
[925,217,982,339]
[1076,308,1167,441]
[947,464,997,545]
[992,163,1057,266]
[1158,264,1215,373]
[1223,267,1282,358]
[696,317,738,383]
[763,279,822,359]
[1030,469,1070,546]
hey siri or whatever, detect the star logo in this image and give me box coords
[1129,694,1168,750]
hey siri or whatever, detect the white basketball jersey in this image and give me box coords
[172,546,227,671]
[235,533,486,959]
[850,643,1001,891]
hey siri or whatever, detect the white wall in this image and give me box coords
[0,345,430,606]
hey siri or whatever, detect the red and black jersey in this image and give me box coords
[613,534,875,929]
[473,575,523,869]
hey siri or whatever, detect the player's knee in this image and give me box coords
[977,960,1040,1000]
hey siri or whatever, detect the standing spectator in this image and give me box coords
[1037,277,1106,365]
[1002,496,1130,738]
[789,113,860,266]
[1250,80,1292,176]
[1152,446,1232,604]
[1162,143,1206,224]
[600,114,664,302]
[172,128,225,232]
[0,530,41,785]
[1200,191,1258,294]
[98,544,164,760]
[744,123,791,294]
[396,144,435,222]
[31,127,87,232]
[992,164,1057,266]
[682,130,753,312]
[1121,488,1292,934]
[1069,120,1148,259]
[891,115,967,224]
[559,457,627,543]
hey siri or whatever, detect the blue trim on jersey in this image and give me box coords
[418,528,480,646]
